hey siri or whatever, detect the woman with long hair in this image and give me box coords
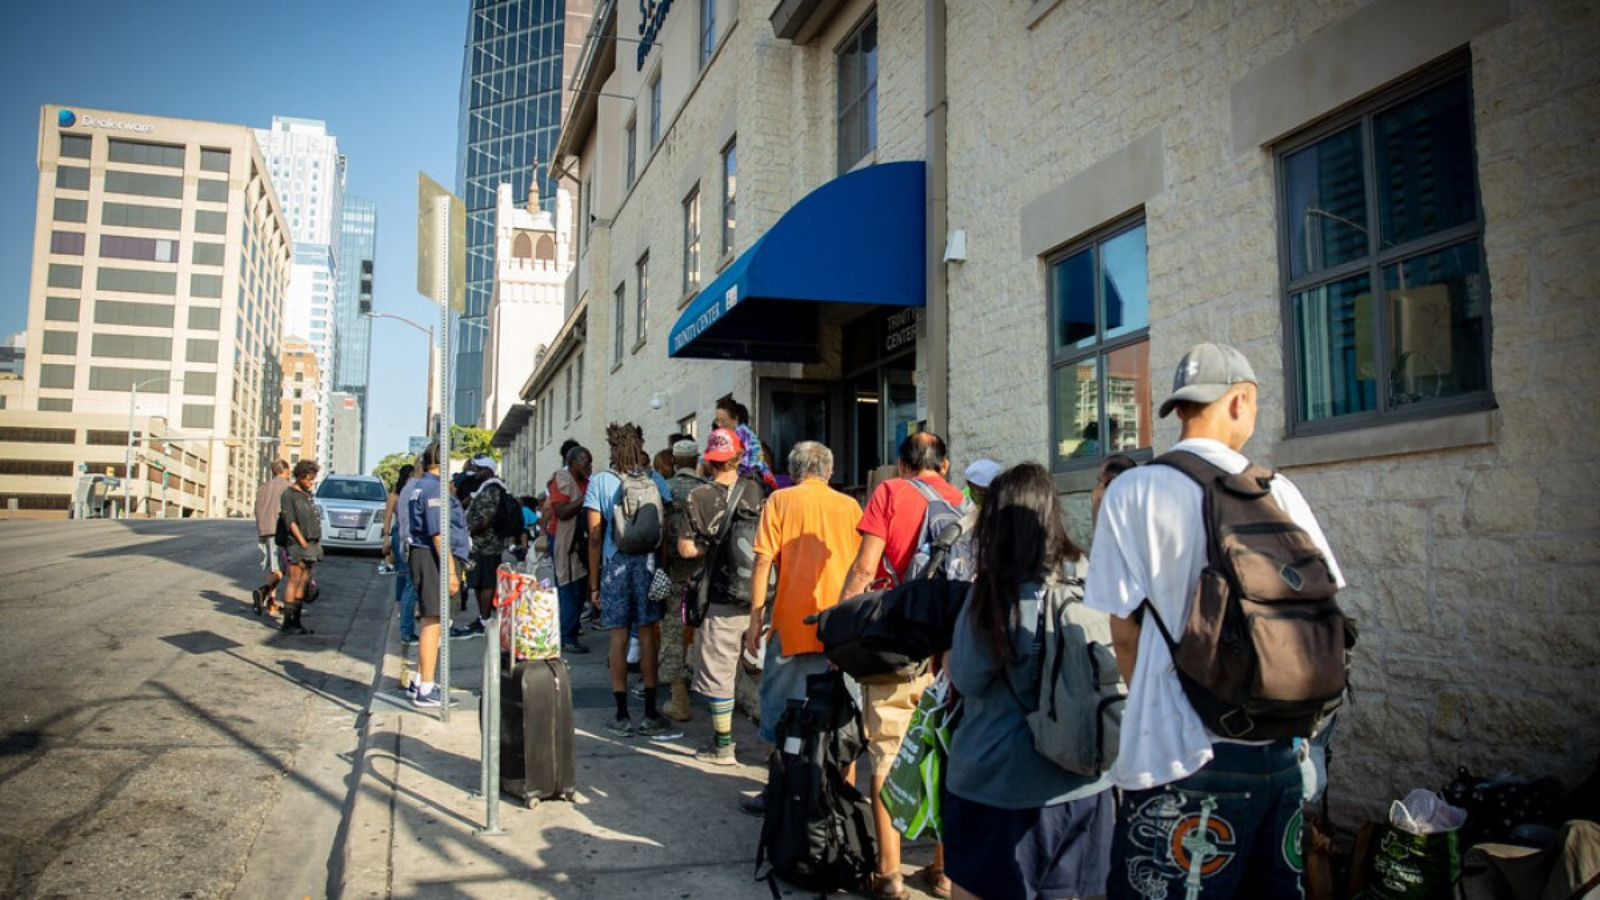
[944,462,1114,900]
[383,463,420,645]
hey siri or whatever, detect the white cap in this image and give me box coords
[964,458,1002,489]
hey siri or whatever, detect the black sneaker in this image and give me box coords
[251,586,265,616]
[605,716,633,738]
[561,642,589,654]
[637,715,683,742]
[449,620,485,640]
[739,793,766,817]
[280,621,313,636]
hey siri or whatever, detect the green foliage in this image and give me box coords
[372,452,415,493]
[449,425,498,462]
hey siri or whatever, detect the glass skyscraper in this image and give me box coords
[454,0,576,424]
[336,196,376,468]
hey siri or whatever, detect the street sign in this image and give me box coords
[416,172,465,313]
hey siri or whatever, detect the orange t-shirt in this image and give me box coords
[752,476,864,656]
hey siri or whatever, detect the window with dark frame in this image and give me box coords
[649,73,662,149]
[1047,216,1152,471]
[625,118,638,187]
[613,283,626,366]
[635,252,650,347]
[722,139,737,256]
[700,0,717,70]
[836,11,878,174]
[1277,59,1491,433]
[683,184,700,295]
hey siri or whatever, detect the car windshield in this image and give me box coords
[316,479,386,503]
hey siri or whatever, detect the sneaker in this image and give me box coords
[449,620,485,640]
[396,677,420,696]
[561,642,589,654]
[412,685,458,709]
[628,683,646,699]
[637,715,684,742]
[251,586,265,615]
[400,635,420,647]
[605,716,633,738]
[280,621,313,636]
[739,793,766,817]
[695,740,738,766]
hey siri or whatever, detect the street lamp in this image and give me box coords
[125,377,182,519]
[365,311,436,432]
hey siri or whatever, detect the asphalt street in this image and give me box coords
[0,518,390,899]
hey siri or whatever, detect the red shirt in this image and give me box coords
[856,474,965,584]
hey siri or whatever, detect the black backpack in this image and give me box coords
[756,671,877,898]
[708,478,772,607]
[811,579,969,684]
[490,484,524,539]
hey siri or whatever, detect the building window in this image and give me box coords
[108,139,185,168]
[722,139,737,256]
[564,367,573,423]
[196,179,228,203]
[678,414,698,439]
[53,198,88,223]
[700,0,717,69]
[1048,216,1152,470]
[683,185,701,296]
[195,210,228,234]
[101,235,178,263]
[47,264,81,289]
[60,133,91,159]
[97,267,178,295]
[50,231,85,256]
[39,364,75,389]
[188,307,221,330]
[41,330,77,356]
[836,11,879,174]
[613,283,626,366]
[635,253,650,348]
[102,202,181,231]
[200,148,231,173]
[104,170,184,200]
[91,333,173,361]
[56,166,90,191]
[649,72,663,149]
[44,297,80,322]
[95,299,175,328]
[625,118,638,187]
[581,179,593,248]
[576,350,585,413]
[1278,62,1489,432]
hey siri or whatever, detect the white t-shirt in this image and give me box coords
[1083,438,1346,791]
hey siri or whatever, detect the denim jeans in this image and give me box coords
[393,534,419,641]
[1108,740,1305,900]
[557,578,585,645]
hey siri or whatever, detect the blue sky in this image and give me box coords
[0,0,465,470]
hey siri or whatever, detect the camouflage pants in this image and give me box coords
[658,568,694,685]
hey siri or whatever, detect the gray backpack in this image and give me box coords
[611,471,664,555]
[1021,566,1126,777]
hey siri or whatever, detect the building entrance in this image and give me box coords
[759,307,919,499]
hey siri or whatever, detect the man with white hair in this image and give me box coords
[452,455,510,640]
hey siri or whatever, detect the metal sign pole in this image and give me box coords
[436,199,453,724]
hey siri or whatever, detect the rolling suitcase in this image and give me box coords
[499,656,577,807]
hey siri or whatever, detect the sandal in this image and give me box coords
[866,871,910,900]
[915,864,952,899]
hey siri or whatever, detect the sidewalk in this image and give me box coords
[339,613,942,898]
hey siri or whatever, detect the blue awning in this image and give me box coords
[669,161,926,362]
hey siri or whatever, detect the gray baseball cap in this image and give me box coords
[1158,342,1258,418]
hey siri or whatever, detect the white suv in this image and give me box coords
[315,474,387,553]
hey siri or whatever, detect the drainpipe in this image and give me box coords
[924,0,949,434]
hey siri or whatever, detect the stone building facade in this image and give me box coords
[530,0,1598,821]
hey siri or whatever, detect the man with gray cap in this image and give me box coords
[1084,342,1345,899]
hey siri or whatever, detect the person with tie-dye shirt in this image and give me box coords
[714,396,778,493]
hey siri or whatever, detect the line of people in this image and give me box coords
[250,458,324,636]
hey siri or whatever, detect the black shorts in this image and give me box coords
[468,552,502,591]
[943,787,1114,900]
[408,547,464,619]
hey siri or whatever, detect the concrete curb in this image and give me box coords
[332,594,399,898]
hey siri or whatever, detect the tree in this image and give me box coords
[450,425,498,462]
[372,452,414,493]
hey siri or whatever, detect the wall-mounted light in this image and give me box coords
[943,229,968,263]
[650,391,668,410]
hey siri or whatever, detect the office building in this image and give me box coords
[18,104,290,517]
[257,117,346,464]
[454,0,592,425]
[335,196,376,469]
[328,390,360,474]
[278,340,320,466]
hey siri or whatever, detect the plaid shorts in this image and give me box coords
[599,551,662,630]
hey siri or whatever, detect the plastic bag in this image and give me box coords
[496,565,560,661]
[879,673,954,841]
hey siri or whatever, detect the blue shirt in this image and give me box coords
[405,472,470,560]
[582,469,672,560]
